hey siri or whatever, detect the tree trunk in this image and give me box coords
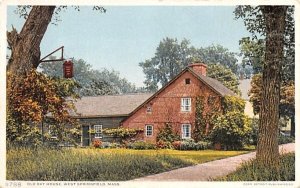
[256,6,287,166]
[7,6,55,75]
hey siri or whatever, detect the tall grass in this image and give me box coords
[217,153,295,181]
[7,147,192,181]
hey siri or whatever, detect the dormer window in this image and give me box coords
[185,78,190,84]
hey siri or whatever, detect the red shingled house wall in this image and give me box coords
[121,62,234,143]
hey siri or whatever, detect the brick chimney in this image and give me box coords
[188,61,207,76]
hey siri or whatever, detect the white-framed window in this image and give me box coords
[94,125,103,138]
[48,125,57,138]
[181,97,191,112]
[182,124,191,139]
[145,125,153,137]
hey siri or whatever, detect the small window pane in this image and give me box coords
[94,125,102,138]
[145,125,153,136]
[182,124,191,139]
[181,98,191,112]
[49,125,57,138]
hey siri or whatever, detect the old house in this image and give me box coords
[71,94,152,146]
[121,62,235,142]
[68,62,235,146]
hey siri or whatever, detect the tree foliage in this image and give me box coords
[207,64,241,95]
[235,6,295,139]
[14,5,106,24]
[221,96,245,114]
[209,96,250,150]
[248,74,295,118]
[209,111,251,150]
[40,58,139,96]
[139,37,239,92]
[6,70,80,145]
[235,5,294,83]
[7,70,78,124]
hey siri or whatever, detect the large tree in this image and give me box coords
[236,6,295,137]
[257,6,287,166]
[139,37,239,92]
[235,5,290,167]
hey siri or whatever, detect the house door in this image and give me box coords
[82,125,90,146]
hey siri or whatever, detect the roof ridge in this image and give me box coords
[79,92,154,98]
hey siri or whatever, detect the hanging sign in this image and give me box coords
[63,60,74,78]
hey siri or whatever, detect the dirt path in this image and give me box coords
[133,143,295,181]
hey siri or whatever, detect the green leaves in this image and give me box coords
[139,37,239,92]
[156,123,180,143]
[221,96,245,113]
[208,96,250,150]
[207,64,241,95]
[40,58,139,96]
[209,111,251,150]
[6,70,79,145]
[102,128,143,141]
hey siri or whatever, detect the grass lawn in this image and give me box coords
[97,149,249,164]
[217,152,295,181]
[7,147,250,181]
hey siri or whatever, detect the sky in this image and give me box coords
[7,6,250,87]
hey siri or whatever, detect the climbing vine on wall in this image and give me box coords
[193,96,206,142]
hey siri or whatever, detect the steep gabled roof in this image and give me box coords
[71,93,153,117]
[188,68,236,97]
[123,67,235,120]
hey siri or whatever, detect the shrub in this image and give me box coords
[180,139,196,150]
[156,140,166,149]
[209,111,251,150]
[278,134,295,145]
[102,142,111,148]
[102,128,143,143]
[247,118,259,145]
[129,141,156,150]
[171,140,211,150]
[109,142,121,149]
[195,141,211,150]
[218,153,295,181]
[172,141,181,150]
[156,123,180,143]
[246,118,294,146]
[93,139,102,148]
